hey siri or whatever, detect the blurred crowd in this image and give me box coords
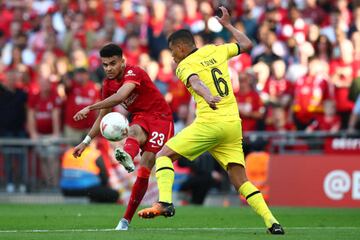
[1,0,360,139]
[1,0,360,193]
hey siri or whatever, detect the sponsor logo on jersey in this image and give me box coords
[125,70,136,77]
[123,93,138,107]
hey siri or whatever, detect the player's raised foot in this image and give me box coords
[115,218,129,231]
[138,202,175,219]
[115,148,135,173]
[267,223,285,235]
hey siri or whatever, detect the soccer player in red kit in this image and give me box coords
[72,43,174,231]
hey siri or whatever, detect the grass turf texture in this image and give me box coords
[0,204,359,240]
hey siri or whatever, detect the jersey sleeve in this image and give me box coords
[218,43,241,59]
[123,67,142,86]
[176,63,197,86]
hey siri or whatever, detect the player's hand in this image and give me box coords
[205,95,221,110]
[73,106,90,121]
[215,6,231,27]
[73,142,87,158]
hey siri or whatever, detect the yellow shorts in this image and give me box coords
[166,120,245,170]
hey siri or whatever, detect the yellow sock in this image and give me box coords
[155,156,174,204]
[239,181,278,228]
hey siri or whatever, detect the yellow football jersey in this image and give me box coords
[175,43,241,123]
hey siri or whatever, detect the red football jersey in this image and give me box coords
[293,74,329,123]
[102,65,172,120]
[28,90,62,134]
[329,59,355,112]
[263,77,293,98]
[236,90,263,131]
[308,115,341,131]
[65,80,100,129]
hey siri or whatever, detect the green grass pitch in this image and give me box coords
[0,204,359,240]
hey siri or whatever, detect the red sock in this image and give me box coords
[123,167,151,222]
[123,137,140,159]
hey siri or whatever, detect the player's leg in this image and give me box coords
[138,122,217,218]
[117,117,174,229]
[137,145,181,218]
[210,121,284,234]
[115,124,147,172]
[155,145,182,203]
[227,163,284,234]
[116,151,154,230]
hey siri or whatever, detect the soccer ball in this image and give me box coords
[100,112,129,141]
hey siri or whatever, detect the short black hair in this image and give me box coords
[74,67,88,74]
[168,29,195,46]
[99,43,123,58]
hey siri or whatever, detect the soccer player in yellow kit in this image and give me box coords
[138,6,284,235]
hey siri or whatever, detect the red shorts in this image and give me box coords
[130,114,174,154]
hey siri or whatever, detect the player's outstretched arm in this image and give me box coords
[216,6,253,53]
[89,82,136,110]
[188,75,221,110]
[73,108,111,158]
[73,83,135,121]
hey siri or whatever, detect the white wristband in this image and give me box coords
[82,135,92,145]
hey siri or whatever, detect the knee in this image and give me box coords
[128,125,146,143]
[157,144,179,159]
[139,154,155,169]
[155,150,165,159]
[155,145,174,159]
[128,126,140,138]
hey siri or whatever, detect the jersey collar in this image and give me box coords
[180,48,198,64]
[186,48,198,58]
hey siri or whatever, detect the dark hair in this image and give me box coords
[168,29,195,46]
[99,43,123,58]
[315,35,333,60]
[74,67,88,74]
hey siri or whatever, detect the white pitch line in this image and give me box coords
[0,227,360,233]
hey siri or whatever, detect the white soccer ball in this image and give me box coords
[100,112,129,141]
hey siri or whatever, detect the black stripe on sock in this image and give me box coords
[246,191,261,200]
[156,167,174,173]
